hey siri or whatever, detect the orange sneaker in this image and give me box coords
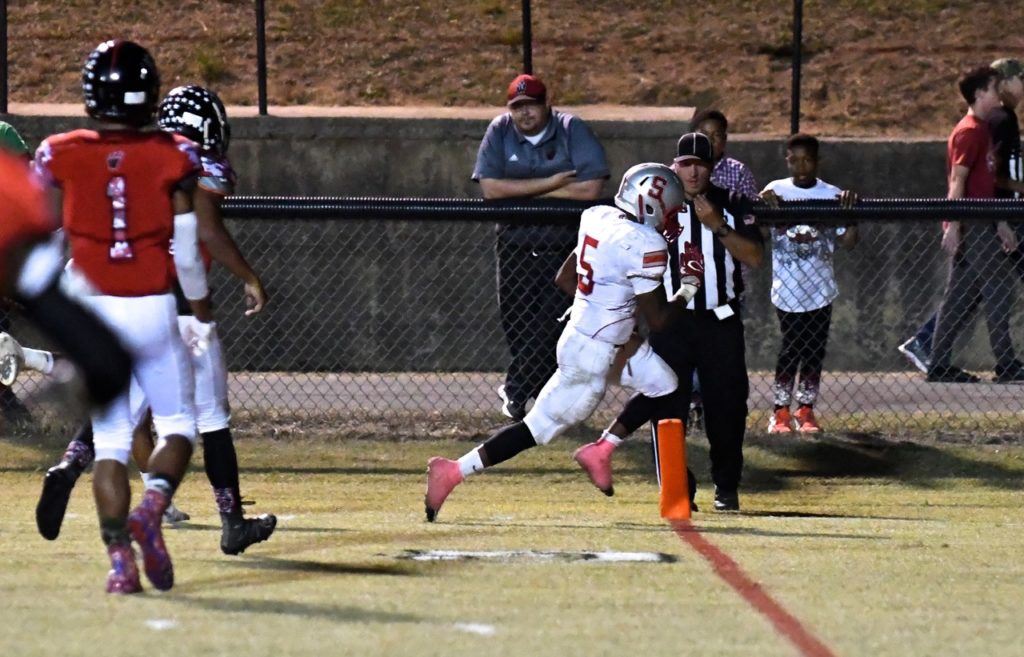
[424,457,464,522]
[768,407,794,434]
[794,405,821,433]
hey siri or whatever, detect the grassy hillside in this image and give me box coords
[7,0,1024,135]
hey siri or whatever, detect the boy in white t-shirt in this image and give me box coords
[760,134,858,434]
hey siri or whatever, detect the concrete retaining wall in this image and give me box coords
[9,111,1013,373]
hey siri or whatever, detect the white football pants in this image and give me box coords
[84,294,197,464]
[130,318,230,434]
[524,324,677,445]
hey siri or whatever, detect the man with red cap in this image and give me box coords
[473,73,610,421]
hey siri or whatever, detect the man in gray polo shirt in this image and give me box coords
[473,74,609,420]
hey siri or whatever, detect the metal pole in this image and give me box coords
[521,0,532,74]
[791,0,803,134]
[256,0,268,115]
[1,0,8,114]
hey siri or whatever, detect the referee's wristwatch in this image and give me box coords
[713,222,731,238]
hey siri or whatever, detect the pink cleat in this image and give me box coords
[127,489,174,591]
[573,440,616,496]
[424,457,463,522]
[105,543,142,594]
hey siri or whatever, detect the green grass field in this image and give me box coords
[1,430,1022,657]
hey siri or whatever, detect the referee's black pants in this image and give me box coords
[649,307,749,493]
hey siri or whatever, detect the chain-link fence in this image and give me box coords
[3,210,1023,438]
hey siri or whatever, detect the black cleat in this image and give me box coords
[220,513,277,555]
[713,488,740,513]
[425,504,438,523]
[688,467,698,513]
[36,464,81,540]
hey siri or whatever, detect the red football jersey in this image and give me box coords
[0,152,58,291]
[35,129,200,296]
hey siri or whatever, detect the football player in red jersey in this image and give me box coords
[0,151,133,413]
[33,85,277,556]
[33,40,210,594]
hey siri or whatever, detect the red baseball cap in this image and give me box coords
[507,74,547,105]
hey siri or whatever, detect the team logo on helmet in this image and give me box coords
[614,163,685,234]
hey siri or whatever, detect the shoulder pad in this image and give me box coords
[198,153,237,196]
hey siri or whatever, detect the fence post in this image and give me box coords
[790,0,803,134]
[256,0,268,115]
[521,0,532,74]
[1,0,8,114]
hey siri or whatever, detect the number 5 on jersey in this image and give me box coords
[577,234,599,295]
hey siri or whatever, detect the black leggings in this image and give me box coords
[774,304,832,407]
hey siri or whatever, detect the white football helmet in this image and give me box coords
[613,163,685,232]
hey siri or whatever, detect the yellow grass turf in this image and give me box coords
[1,434,1022,657]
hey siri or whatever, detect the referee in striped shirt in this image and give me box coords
[611,133,764,511]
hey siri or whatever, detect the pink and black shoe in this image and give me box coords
[127,489,174,591]
[573,439,616,496]
[424,457,463,522]
[105,543,142,595]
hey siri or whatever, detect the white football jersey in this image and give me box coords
[569,205,668,344]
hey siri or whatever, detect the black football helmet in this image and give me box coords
[82,40,160,127]
[158,85,231,155]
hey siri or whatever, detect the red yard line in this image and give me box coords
[670,520,839,657]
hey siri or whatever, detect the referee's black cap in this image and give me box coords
[674,132,714,166]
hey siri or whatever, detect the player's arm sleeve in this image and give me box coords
[471,118,507,182]
[567,117,610,182]
[172,210,209,300]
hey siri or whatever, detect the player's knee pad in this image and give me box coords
[91,392,135,464]
[620,342,678,398]
[151,412,197,445]
[92,424,134,465]
[195,404,229,434]
[93,447,131,465]
[525,370,608,445]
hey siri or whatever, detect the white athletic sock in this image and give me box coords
[22,348,54,374]
[600,431,623,446]
[140,471,151,487]
[457,448,486,478]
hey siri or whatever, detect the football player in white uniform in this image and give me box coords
[425,163,702,521]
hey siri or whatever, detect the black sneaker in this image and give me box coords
[497,385,527,422]
[36,463,81,540]
[897,336,931,374]
[993,360,1024,384]
[688,467,698,513]
[713,488,740,512]
[220,513,277,555]
[926,365,980,383]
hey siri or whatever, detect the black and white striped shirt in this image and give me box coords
[664,184,762,311]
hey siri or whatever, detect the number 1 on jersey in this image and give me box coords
[107,175,133,260]
[577,234,599,295]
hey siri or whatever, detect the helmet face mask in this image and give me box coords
[82,40,160,128]
[613,162,685,233]
[158,85,231,155]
